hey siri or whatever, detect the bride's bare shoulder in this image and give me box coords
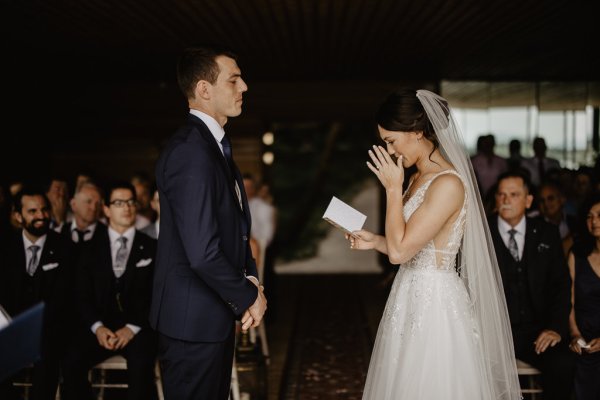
[426,172,465,205]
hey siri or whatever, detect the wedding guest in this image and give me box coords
[66,182,106,246]
[568,194,600,400]
[471,134,507,197]
[0,186,74,400]
[538,182,578,256]
[508,139,527,172]
[141,189,160,239]
[489,171,574,400]
[62,182,158,400]
[131,173,154,230]
[45,176,70,234]
[523,137,561,187]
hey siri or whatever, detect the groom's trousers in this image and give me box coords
[158,325,235,400]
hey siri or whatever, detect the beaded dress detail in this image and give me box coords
[362,170,493,400]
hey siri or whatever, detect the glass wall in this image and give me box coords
[443,81,600,169]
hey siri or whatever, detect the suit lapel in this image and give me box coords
[189,115,247,216]
[96,229,114,280]
[524,218,540,285]
[122,232,142,286]
[489,217,510,272]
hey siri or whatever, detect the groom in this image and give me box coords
[149,47,267,400]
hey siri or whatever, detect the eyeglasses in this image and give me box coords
[109,199,137,208]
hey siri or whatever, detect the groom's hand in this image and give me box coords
[243,290,267,330]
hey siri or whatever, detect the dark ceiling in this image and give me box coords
[4,0,600,83]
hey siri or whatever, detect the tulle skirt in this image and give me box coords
[362,266,494,399]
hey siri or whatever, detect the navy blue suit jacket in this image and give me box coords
[149,114,258,342]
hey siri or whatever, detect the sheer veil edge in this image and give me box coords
[416,89,522,400]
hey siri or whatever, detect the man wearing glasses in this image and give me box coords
[62,182,158,400]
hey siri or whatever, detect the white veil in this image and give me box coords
[416,90,522,399]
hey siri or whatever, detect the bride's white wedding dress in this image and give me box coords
[363,170,495,399]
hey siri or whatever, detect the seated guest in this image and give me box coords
[538,182,578,256]
[131,173,154,230]
[65,182,106,245]
[0,186,73,400]
[45,176,70,234]
[488,171,574,400]
[62,182,158,400]
[568,194,600,400]
[141,189,159,239]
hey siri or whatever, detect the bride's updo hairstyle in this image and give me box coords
[376,89,449,160]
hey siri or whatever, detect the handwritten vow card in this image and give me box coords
[322,196,367,234]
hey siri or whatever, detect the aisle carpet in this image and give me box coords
[279,275,385,400]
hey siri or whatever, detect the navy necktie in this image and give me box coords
[221,135,246,215]
[221,134,235,175]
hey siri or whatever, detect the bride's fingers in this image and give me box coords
[371,146,388,166]
[368,149,383,170]
[366,161,381,176]
[374,146,394,164]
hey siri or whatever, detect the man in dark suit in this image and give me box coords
[149,46,267,400]
[0,186,73,400]
[62,182,157,400]
[64,181,106,245]
[490,171,574,400]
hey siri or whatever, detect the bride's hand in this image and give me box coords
[345,230,378,250]
[367,145,404,191]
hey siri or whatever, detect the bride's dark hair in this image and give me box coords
[376,89,449,161]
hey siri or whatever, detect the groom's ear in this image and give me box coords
[194,80,211,100]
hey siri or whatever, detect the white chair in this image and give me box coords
[91,355,163,400]
[10,366,61,400]
[516,359,543,399]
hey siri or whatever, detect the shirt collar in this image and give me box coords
[498,215,526,236]
[108,226,136,245]
[71,220,97,234]
[189,109,225,144]
[22,230,47,249]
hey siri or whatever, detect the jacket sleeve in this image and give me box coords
[77,247,102,330]
[161,141,258,315]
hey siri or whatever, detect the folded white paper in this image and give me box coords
[322,196,367,234]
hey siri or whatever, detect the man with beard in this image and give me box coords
[488,171,574,400]
[0,186,74,400]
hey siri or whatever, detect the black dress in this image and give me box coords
[574,255,600,400]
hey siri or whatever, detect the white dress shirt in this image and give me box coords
[70,220,98,243]
[497,215,526,261]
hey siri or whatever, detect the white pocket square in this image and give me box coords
[42,263,59,271]
[135,259,152,267]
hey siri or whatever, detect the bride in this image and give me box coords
[348,89,521,399]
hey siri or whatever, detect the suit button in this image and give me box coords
[517,268,522,273]
[242,235,248,241]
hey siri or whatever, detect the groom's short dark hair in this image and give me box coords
[177,46,238,99]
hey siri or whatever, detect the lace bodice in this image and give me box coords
[402,170,467,271]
